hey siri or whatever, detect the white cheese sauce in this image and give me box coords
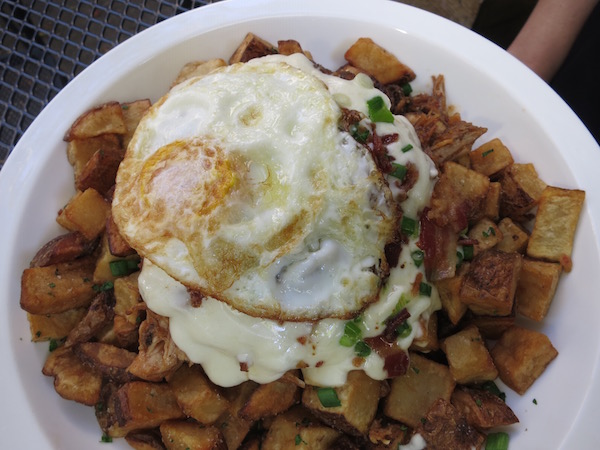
[138,53,440,388]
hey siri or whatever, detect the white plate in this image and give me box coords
[1,0,599,448]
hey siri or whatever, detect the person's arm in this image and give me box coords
[507,0,598,81]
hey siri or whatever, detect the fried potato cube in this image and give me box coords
[171,59,227,88]
[451,386,518,429]
[160,421,227,450]
[491,326,558,394]
[121,99,151,150]
[64,101,127,141]
[229,32,277,64]
[435,263,469,325]
[75,143,124,196]
[29,231,98,268]
[464,312,515,340]
[368,417,411,449]
[383,352,455,428]
[124,430,165,450]
[469,138,514,177]
[167,364,230,425]
[460,249,522,316]
[215,381,257,449]
[262,406,342,450]
[495,217,529,253]
[42,346,103,406]
[106,214,135,257]
[474,181,501,222]
[67,134,121,181]
[499,163,547,218]
[74,342,137,383]
[302,370,382,436]
[428,161,491,232]
[277,39,303,55]
[416,398,485,449]
[516,259,562,322]
[344,37,416,85]
[441,325,498,384]
[108,382,185,438]
[410,313,439,352]
[20,256,96,314]
[65,290,115,347]
[239,371,301,421]
[467,218,503,255]
[56,188,111,240]
[113,271,142,321]
[527,186,585,271]
[27,308,87,341]
[93,234,140,283]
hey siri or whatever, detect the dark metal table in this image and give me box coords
[0,0,222,170]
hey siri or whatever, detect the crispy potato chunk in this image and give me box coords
[491,326,558,394]
[215,381,257,449]
[167,364,230,425]
[29,231,98,268]
[495,217,529,253]
[67,134,121,180]
[160,420,227,450]
[469,138,514,177]
[475,181,501,222]
[121,99,152,150]
[228,33,277,64]
[262,406,341,450]
[108,382,185,438]
[344,37,415,85]
[64,101,127,141]
[42,345,103,406]
[464,312,515,341]
[64,290,115,347]
[106,213,136,257]
[277,39,304,56]
[302,370,382,436]
[27,308,87,341]
[171,59,227,87]
[499,163,547,219]
[75,143,124,196]
[368,417,411,449]
[467,218,503,255]
[416,398,485,449]
[93,234,139,283]
[516,259,562,321]
[124,430,165,450]
[20,256,96,314]
[451,386,518,430]
[435,263,469,325]
[74,342,137,383]
[384,352,455,428]
[239,370,301,421]
[460,249,522,316]
[527,186,585,271]
[57,188,111,240]
[441,325,498,384]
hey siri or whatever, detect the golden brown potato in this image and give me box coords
[464,312,515,341]
[302,370,382,437]
[74,342,137,383]
[467,218,503,255]
[435,263,469,325]
[56,188,111,240]
[498,163,547,219]
[495,217,529,253]
[516,258,562,321]
[106,213,136,257]
[27,308,87,342]
[441,325,498,384]
[124,430,165,450]
[344,37,415,85]
[160,420,227,450]
[451,386,518,430]
[527,186,585,271]
[20,256,97,315]
[67,134,121,180]
[491,326,558,395]
[383,352,455,428]
[75,143,124,196]
[64,101,127,141]
[93,234,140,283]
[167,364,230,425]
[215,381,257,449]
[29,231,98,268]
[469,138,514,177]
[277,39,304,56]
[239,371,301,421]
[64,290,115,347]
[228,33,277,64]
[460,249,522,316]
[42,345,103,406]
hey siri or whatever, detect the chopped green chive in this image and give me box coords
[339,321,362,347]
[367,96,394,123]
[481,381,506,402]
[390,163,407,180]
[354,340,371,358]
[402,83,413,96]
[295,434,305,445]
[401,143,413,153]
[349,123,370,143]
[109,258,140,277]
[485,431,509,450]
[396,321,412,338]
[100,434,113,443]
[316,387,341,408]
[533,398,538,405]
[482,227,496,238]
[456,250,464,267]
[419,282,432,297]
[411,250,424,267]
[49,339,59,352]
[401,216,418,237]
[482,148,494,157]
[462,245,474,261]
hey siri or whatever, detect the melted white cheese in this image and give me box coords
[138,53,440,387]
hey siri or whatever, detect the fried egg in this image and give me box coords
[112,55,399,321]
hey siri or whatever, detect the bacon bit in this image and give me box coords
[297,336,308,345]
[187,289,204,307]
[352,357,365,368]
[239,362,249,372]
[315,361,324,368]
[364,335,409,378]
[419,208,458,281]
[381,133,399,145]
[382,308,411,343]
[411,272,424,297]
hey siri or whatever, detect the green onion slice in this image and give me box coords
[390,163,407,180]
[401,216,418,237]
[485,432,509,450]
[109,258,140,277]
[462,245,474,261]
[316,387,341,408]
[354,341,371,357]
[396,321,412,338]
[367,96,394,123]
[401,143,413,153]
[401,83,413,96]
[339,321,362,347]
[411,250,424,267]
[419,282,432,297]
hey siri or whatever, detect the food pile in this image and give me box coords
[19,33,585,449]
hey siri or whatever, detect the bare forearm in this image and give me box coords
[507,0,598,81]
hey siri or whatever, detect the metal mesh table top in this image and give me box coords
[0,0,222,170]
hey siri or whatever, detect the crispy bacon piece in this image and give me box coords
[365,308,411,378]
[419,209,459,281]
